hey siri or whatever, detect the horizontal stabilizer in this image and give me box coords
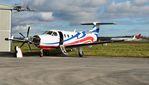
[81,22,115,25]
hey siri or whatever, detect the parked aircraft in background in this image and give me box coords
[6,22,121,57]
[141,36,149,41]
[98,34,143,42]
[111,34,143,41]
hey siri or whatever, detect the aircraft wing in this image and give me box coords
[66,40,123,48]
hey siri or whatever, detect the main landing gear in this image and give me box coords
[40,47,84,57]
[78,47,84,57]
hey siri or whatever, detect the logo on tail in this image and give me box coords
[89,22,100,35]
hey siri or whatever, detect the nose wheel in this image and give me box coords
[40,49,43,57]
[40,49,49,57]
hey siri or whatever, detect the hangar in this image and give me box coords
[0,5,12,52]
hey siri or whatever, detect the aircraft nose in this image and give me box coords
[32,35,40,46]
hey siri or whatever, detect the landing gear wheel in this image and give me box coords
[14,46,17,57]
[40,49,49,57]
[78,48,84,57]
[40,49,43,57]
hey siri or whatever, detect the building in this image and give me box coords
[0,5,12,52]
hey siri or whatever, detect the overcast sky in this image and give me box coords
[0,0,149,36]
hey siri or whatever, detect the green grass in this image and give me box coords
[11,42,40,52]
[12,42,149,57]
[84,42,149,57]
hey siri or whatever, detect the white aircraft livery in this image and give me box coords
[6,22,116,57]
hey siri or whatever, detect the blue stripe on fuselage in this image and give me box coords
[78,31,86,39]
[43,31,86,45]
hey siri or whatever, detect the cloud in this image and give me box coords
[12,0,149,26]
[12,0,108,25]
[106,1,149,17]
[133,0,149,5]
[98,0,149,24]
[12,11,53,26]
[13,25,29,32]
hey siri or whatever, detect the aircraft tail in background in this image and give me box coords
[133,34,143,40]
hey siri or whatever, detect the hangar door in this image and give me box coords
[0,10,11,52]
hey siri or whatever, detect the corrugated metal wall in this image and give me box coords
[0,10,11,52]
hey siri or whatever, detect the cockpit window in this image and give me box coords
[52,32,57,36]
[47,31,53,35]
[46,31,57,36]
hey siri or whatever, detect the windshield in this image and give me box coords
[46,31,57,36]
[47,31,53,35]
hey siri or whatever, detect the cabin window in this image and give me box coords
[64,34,66,38]
[67,35,69,38]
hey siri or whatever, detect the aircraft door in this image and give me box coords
[58,31,64,45]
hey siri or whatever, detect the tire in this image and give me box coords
[40,49,49,57]
[14,46,17,57]
[78,48,84,57]
[40,49,43,57]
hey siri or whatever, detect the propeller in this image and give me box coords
[19,26,32,52]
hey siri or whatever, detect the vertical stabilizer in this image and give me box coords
[81,22,114,36]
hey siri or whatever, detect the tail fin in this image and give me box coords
[81,22,114,35]
[89,22,100,35]
[133,34,142,40]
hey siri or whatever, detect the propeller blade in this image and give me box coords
[27,43,32,52]
[26,5,31,11]
[26,6,35,11]
[19,33,25,38]
[27,26,30,37]
[20,42,26,48]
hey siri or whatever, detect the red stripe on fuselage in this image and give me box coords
[67,36,94,45]
[38,46,58,50]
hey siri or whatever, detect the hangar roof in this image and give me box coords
[0,4,13,10]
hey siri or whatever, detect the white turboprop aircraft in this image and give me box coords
[6,22,120,57]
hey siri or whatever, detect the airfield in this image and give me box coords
[0,42,148,85]
[0,56,148,85]
[0,2,149,85]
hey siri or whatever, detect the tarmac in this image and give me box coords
[0,56,148,85]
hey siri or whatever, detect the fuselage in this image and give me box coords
[32,30,98,50]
